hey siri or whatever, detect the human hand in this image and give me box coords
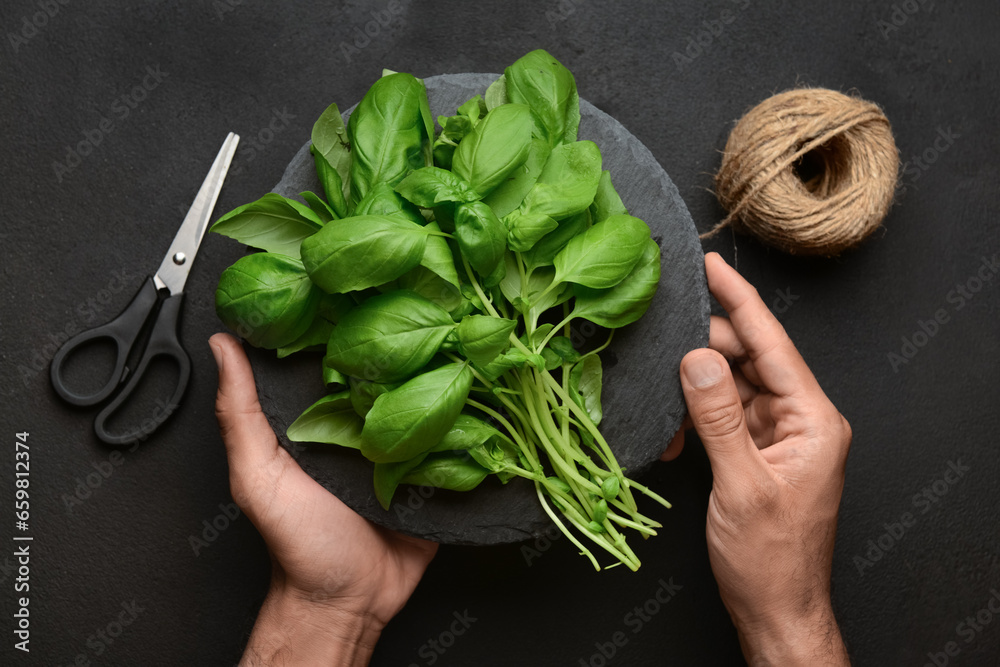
[209,333,438,667]
[667,253,852,666]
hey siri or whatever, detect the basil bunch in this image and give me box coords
[212,50,668,571]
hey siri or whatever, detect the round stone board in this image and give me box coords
[249,73,710,545]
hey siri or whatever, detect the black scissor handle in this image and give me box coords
[93,292,191,446]
[50,277,160,406]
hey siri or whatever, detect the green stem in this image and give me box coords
[461,255,501,319]
[535,482,600,571]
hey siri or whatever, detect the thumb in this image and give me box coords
[209,333,279,482]
[679,349,764,489]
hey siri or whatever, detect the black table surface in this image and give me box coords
[1,1,998,665]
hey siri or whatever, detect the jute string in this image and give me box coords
[705,88,900,256]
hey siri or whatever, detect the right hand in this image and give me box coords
[675,253,852,666]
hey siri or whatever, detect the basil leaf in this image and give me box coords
[504,211,559,252]
[215,253,320,349]
[349,377,399,419]
[569,355,603,425]
[548,337,580,363]
[572,238,661,328]
[399,451,490,491]
[299,191,336,223]
[590,170,627,223]
[300,215,431,293]
[504,49,580,147]
[276,313,333,358]
[211,193,323,258]
[322,359,347,390]
[311,101,351,196]
[347,72,432,206]
[428,414,501,452]
[395,167,480,208]
[395,265,462,312]
[518,141,602,220]
[286,391,364,447]
[456,314,517,365]
[476,348,529,381]
[312,150,349,218]
[452,103,532,197]
[361,362,474,463]
[484,75,507,110]
[419,220,461,287]
[354,182,425,224]
[553,214,650,289]
[373,453,429,510]
[326,290,455,383]
[523,208,590,270]
[454,201,506,277]
[482,138,551,218]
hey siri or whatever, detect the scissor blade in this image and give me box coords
[154,132,240,295]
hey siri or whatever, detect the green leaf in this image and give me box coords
[299,191,337,223]
[373,453,429,509]
[572,238,661,328]
[518,141,602,221]
[454,201,506,277]
[452,104,532,197]
[215,253,320,349]
[523,208,590,270]
[482,138,551,219]
[504,49,580,147]
[484,75,507,110]
[400,451,490,491]
[476,348,529,381]
[326,290,455,383]
[312,150,349,218]
[353,182,425,225]
[456,315,517,365]
[211,193,324,258]
[276,312,334,358]
[300,215,431,293]
[322,360,347,389]
[286,391,365,447]
[419,220,461,287]
[347,73,432,206]
[393,265,462,311]
[504,211,558,252]
[348,377,399,419]
[428,414,500,452]
[548,336,580,363]
[361,362,474,463]
[590,170,627,223]
[311,102,351,193]
[569,354,603,425]
[395,167,480,208]
[499,261,568,315]
[553,214,650,289]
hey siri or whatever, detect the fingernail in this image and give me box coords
[209,340,224,372]
[684,354,723,388]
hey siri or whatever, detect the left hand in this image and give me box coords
[210,333,438,666]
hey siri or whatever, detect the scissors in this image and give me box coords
[50,133,240,446]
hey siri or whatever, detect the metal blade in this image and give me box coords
[154,132,240,295]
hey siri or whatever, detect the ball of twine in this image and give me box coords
[706,88,900,256]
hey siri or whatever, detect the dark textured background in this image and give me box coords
[1,1,998,665]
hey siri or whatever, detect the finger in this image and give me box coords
[710,317,764,399]
[209,333,280,477]
[680,348,767,490]
[661,427,686,461]
[704,253,820,397]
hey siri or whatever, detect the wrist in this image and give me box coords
[242,582,384,667]
[735,604,849,666]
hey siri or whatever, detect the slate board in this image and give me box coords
[250,73,709,545]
